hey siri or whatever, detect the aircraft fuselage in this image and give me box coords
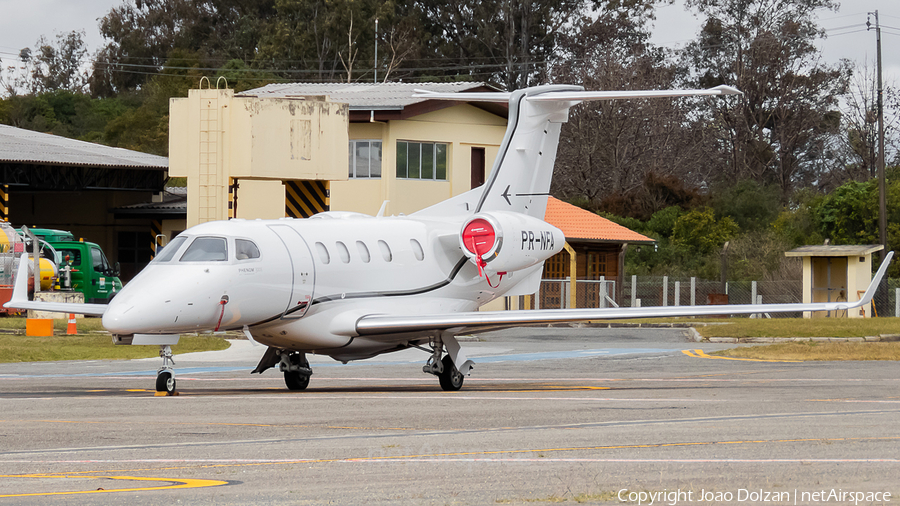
[101,211,556,361]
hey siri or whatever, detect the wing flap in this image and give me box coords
[356,252,892,336]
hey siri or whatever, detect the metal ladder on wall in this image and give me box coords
[198,77,227,223]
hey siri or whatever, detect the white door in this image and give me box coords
[268,224,315,319]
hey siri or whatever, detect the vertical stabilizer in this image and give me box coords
[475,85,583,219]
[411,83,737,220]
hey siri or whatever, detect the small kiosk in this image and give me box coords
[784,244,884,318]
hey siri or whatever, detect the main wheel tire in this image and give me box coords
[156,371,176,393]
[284,371,310,391]
[438,355,464,391]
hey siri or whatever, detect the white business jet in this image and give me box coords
[5,84,892,394]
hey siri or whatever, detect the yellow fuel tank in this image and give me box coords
[38,257,57,291]
[0,221,20,253]
[23,256,58,291]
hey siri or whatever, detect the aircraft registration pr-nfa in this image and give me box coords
[5,84,893,394]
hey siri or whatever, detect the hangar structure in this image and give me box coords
[167,81,508,229]
[0,124,168,280]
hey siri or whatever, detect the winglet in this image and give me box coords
[711,84,743,96]
[857,251,893,306]
[4,254,109,316]
[5,255,31,309]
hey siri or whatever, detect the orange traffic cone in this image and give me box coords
[66,313,77,335]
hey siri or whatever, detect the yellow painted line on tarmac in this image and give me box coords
[683,349,801,363]
[0,475,227,498]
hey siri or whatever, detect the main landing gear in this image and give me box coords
[279,351,312,391]
[423,334,466,391]
[155,345,176,394]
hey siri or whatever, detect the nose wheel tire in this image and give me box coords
[438,355,464,391]
[156,371,176,393]
[284,371,310,391]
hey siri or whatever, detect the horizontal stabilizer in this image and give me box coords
[355,252,892,336]
[3,255,108,316]
[412,85,741,104]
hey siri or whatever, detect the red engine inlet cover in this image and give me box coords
[461,218,496,256]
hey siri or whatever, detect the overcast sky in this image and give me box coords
[1,0,899,85]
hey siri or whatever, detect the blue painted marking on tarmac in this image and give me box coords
[1,348,679,378]
[468,348,674,364]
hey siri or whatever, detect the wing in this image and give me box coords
[355,252,893,336]
[3,255,109,316]
[412,85,741,103]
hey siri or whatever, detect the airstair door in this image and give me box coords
[268,224,315,319]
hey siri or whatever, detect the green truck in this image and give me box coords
[24,228,123,304]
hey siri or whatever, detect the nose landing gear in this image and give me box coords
[155,345,177,395]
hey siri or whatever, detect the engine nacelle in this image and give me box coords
[459,211,565,275]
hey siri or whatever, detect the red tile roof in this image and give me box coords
[544,197,655,244]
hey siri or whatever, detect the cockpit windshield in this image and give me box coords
[153,236,187,263]
[180,237,228,262]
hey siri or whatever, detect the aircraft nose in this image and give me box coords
[101,298,142,334]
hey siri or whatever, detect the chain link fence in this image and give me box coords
[528,277,900,317]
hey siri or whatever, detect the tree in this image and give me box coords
[820,62,900,191]
[92,0,277,95]
[550,7,718,212]
[681,0,848,204]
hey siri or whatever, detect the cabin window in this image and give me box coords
[336,241,351,263]
[378,240,392,262]
[180,237,227,262]
[153,236,186,263]
[356,241,371,263]
[410,239,425,261]
[235,239,260,260]
[396,141,448,180]
[315,242,330,264]
[349,140,382,178]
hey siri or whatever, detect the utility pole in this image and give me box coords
[374,18,378,84]
[867,11,888,260]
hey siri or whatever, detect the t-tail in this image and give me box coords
[412,84,741,219]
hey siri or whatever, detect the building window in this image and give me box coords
[396,141,448,180]
[117,231,153,280]
[349,140,382,178]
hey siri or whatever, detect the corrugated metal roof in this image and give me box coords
[0,124,168,169]
[114,187,186,215]
[545,197,655,244]
[237,82,493,110]
[785,245,884,257]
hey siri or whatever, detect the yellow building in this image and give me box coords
[168,81,508,233]
[785,245,883,318]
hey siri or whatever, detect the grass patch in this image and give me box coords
[0,334,230,363]
[0,317,107,332]
[712,341,900,361]
[693,317,900,338]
